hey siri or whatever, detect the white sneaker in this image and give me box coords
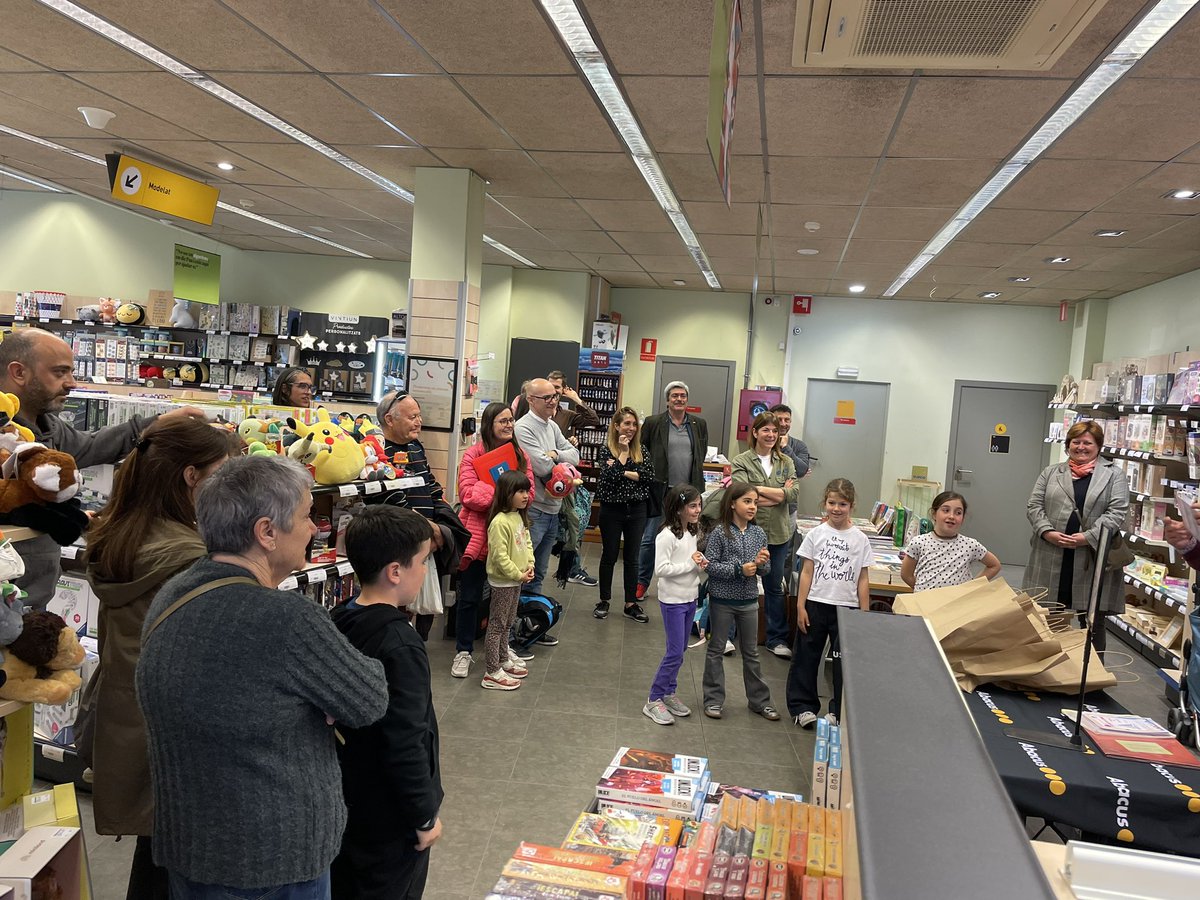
[502,660,529,679]
[482,670,521,691]
[450,651,472,678]
[825,713,839,726]
[643,700,674,726]
[794,711,818,729]
[724,640,736,656]
[506,647,526,668]
[769,644,793,659]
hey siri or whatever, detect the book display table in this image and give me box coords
[964,686,1200,855]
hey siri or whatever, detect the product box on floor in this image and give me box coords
[0,785,83,853]
[0,705,33,812]
[0,826,82,900]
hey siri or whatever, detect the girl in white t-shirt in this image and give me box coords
[900,491,1001,592]
[786,478,874,729]
[643,484,707,726]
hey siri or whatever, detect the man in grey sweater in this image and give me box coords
[514,377,580,599]
[0,328,203,607]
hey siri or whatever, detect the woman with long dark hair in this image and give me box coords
[452,402,536,679]
[83,416,238,900]
[594,407,655,623]
[271,366,315,407]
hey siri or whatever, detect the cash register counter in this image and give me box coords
[836,610,1058,899]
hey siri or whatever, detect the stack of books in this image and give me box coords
[484,747,850,899]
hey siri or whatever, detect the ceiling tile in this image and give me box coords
[985,267,1062,287]
[1012,287,1095,303]
[1041,211,1191,248]
[0,47,44,72]
[651,274,704,289]
[1096,163,1200,214]
[70,72,292,142]
[1128,10,1200,79]
[712,257,763,277]
[295,187,415,221]
[330,144,441,190]
[765,77,909,158]
[81,0,306,71]
[1083,247,1200,274]
[540,230,622,254]
[457,76,622,152]
[696,234,759,257]
[375,0,574,74]
[582,253,642,272]
[658,153,763,204]
[432,148,567,197]
[0,0,156,71]
[768,238,845,262]
[683,201,763,235]
[1048,79,1200,162]
[625,76,761,156]
[580,199,673,232]
[894,281,969,301]
[936,242,1027,267]
[771,205,859,239]
[1130,216,1200,250]
[888,78,1068,159]
[913,265,1002,285]
[480,225,561,252]
[588,0,751,77]
[958,208,1080,244]
[770,157,877,206]
[633,254,703,273]
[992,159,1159,211]
[223,0,438,74]
[498,197,600,230]
[528,151,647,200]
[272,235,400,258]
[332,75,513,149]
[771,259,841,279]
[217,235,296,252]
[840,239,929,265]
[218,73,407,145]
[852,206,957,242]
[524,250,592,270]
[950,286,1029,302]
[0,135,106,180]
[610,231,694,256]
[1005,244,1103,270]
[598,270,659,288]
[869,158,1002,208]
[1040,270,1149,291]
[828,262,908,285]
[0,90,99,142]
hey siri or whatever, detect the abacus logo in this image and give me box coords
[1047,715,1073,738]
[1019,742,1067,796]
[1151,765,1200,813]
[978,692,1013,725]
[1107,776,1135,842]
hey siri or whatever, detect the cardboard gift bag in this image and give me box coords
[995,628,1116,693]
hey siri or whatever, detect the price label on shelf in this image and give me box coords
[364,481,382,494]
[307,568,328,584]
[278,576,299,591]
[338,484,359,498]
[337,561,354,576]
[61,546,80,560]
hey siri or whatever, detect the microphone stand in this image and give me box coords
[1003,526,1115,753]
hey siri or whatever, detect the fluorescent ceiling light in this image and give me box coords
[0,165,63,192]
[0,124,371,257]
[796,248,820,255]
[883,0,1199,297]
[35,0,535,268]
[537,0,720,290]
[483,235,537,268]
[848,284,866,293]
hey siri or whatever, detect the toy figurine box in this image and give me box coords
[0,826,82,900]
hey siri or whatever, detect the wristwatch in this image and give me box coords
[418,815,438,831]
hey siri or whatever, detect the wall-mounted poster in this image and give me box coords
[406,356,458,432]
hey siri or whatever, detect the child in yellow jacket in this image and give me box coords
[483,470,536,691]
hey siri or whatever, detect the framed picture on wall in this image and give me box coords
[406,356,458,431]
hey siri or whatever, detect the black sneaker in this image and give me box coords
[510,644,535,661]
[623,603,649,623]
[593,600,610,619]
[536,633,559,646]
[568,571,599,586]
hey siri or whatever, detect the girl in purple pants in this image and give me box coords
[643,485,707,725]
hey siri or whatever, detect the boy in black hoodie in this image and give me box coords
[331,506,443,900]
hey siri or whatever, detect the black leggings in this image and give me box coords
[599,501,647,604]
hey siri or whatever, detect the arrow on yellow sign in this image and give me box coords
[106,153,219,226]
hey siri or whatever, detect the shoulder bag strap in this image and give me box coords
[144,576,260,644]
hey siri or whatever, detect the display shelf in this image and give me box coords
[1122,571,1189,614]
[2,313,280,339]
[1049,401,1200,418]
[310,475,424,498]
[1106,614,1181,670]
[278,558,354,591]
[33,738,90,791]
[1102,445,1187,464]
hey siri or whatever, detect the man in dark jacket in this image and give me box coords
[0,328,203,607]
[637,380,709,596]
[332,506,443,900]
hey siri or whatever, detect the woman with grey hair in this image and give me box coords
[137,455,388,900]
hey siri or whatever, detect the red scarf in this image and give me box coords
[1069,458,1096,479]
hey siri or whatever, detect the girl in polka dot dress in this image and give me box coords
[900,491,1002,591]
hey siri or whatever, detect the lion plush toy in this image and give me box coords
[0,611,85,704]
[0,443,81,513]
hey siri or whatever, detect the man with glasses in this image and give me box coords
[514,378,580,636]
[638,381,709,598]
[376,390,469,640]
[271,367,315,408]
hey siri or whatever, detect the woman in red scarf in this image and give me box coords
[1024,420,1129,650]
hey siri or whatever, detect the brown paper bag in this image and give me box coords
[950,640,1066,692]
[994,629,1116,693]
[894,578,1043,655]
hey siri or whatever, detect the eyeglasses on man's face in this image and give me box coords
[531,393,557,402]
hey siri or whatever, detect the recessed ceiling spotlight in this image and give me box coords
[978,291,1002,299]
[238,199,255,209]
[848,284,866,293]
[1045,256,1071,264]
[1167,189,1200,200]
[1008,276,1032,283]
[1093,229,1126,237]
[672,279,686,286]
[804,221,821,233]
[216,161,236,171]
[796,248,819,255]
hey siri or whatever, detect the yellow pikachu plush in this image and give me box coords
[287,409,365,485]
[0,393,37,449]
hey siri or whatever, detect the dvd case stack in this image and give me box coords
[484,747,848,900]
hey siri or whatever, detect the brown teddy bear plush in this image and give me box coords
[0,443,81,513]
[0,611,85,705]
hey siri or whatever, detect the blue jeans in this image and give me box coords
[763,542,791,649]
[637,514,663,588]
[168,870,330,900]
[526,507,559,595]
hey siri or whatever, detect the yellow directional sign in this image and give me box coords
[108,154,219,226]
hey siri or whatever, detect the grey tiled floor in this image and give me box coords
[76,553,1173,899]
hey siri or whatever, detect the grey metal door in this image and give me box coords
[947,381,1053,565]
[800,380,889,515]
[653,357,737,458]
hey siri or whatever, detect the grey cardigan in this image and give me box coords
[1023,460,1129,613]
[136,558,388,888]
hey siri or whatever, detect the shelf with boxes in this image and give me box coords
[574,371,622,536]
